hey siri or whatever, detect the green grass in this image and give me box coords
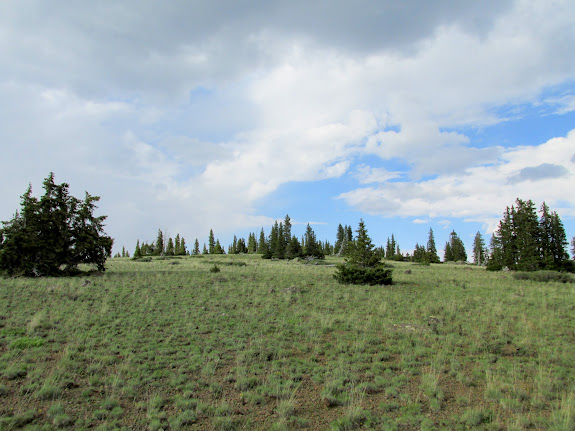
[0,256,574,429]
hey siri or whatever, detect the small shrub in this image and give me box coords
[10,336,45,349]
[513,271,574,283]
[210,264,221,273]
[334,264,392,285]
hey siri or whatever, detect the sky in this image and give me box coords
[1,0,575,259]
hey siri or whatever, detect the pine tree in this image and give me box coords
[247,232,257,253]
[257,228,268,255]
[335,224,345,255]
[193,239,200,255]
[334,219,392,285]
[303,224,323,258]
[426,228,440,263]
[0,173,113,276]
[571,237,575,259]
[472,232,485,265]
[175,234,181,256]
[514,199,539,271]
[208,229,215,254]
[134,240,142,258]
[180,237,187,255]
[284,215,292,249]
[155,229,164,256]
[444,242,453,262]
[214,240,224,254]
[445,231,466,262]
[166,237,175,256]
[202,243,208,254]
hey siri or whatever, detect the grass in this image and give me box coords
[0,255,574,429]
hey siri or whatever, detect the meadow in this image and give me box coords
[0,255,574,430]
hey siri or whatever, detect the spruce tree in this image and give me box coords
[472,232,485,265]
[426,228,440,263]
[208,229,215,254]
[166,237,175,256]
[257,228,267,255]
[179,237,187,255]
[0,173,113,276]
[247,233,257,253]
[334,219,392,285]
[193,239,200,255]
[175,234,181,256]
[445,230,466,262]
[134,240,142,258]
[155,229,164,256]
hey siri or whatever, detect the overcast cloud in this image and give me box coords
[1,0,574,251]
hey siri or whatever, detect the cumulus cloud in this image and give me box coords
[1,0,575,251]
[337,130,575,230]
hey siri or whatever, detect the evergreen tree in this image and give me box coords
[247,233,257,253]
[426,228,440,263]
[539,203,569,270]
[193,238,200,255]
[445,230,466,262]
[134,240,142,258]
[335,224,345,255]
[231,235,238,254]
[175,234,181,256]
[155,229,164,256]
[334,219,392,285]
[214,239,224,254]
[202,243,208,254]
[514,199,539,270]
[285,235,302,259]
[166,237,175,256]
[571,237,575,259]
[179,237,187,255]
[284,215,292,248]
[208,229,215,254]
[472,232,486,265]
[444,242,453,262]
[385,234,396,259]
[257,228,267,255]
[413,243,428,263]
[0,173,113,276]
[303,224,324,258]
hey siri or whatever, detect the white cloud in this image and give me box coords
[338,130,575,230]
[1,0,575,252]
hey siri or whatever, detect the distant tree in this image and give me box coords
[488,198,569,271]
[134,240,142,258]
[335,224,345,254]
[572,237,575,258]
[214,239,224,254]
[154,229,164,256]
[193,238,200,255]
[174,234,181,255]
[247,232,257,253]
[179,237,187,255]
[413,243,428,264]
[285,235,302,259]
[284,215,292,248]
[257,228,267,255]
[426,228,440,263]
[202,243,208,255]
[0,173,113,276]
[334,219,392,285]
[208,229,215,254]
[303,224,324,258]
[472,232,486,265]
[166,237,175,256]
[444,241,453,262]
[444,231,466,262]
[385,234,397,259]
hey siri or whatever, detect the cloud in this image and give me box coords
[507,163,570,184]
[1,0,575,252]
[337,130,575,227]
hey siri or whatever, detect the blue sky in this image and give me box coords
[1,0,574,259]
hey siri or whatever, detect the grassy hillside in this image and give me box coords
[1,255,574,430]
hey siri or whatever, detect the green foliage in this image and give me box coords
[0,173,113,276]
[334,219,392,285]
[489,199,569,271]
[426,228,440,263]
[444,230,467,262]
[513,271,574,283]
[333,264,393,285]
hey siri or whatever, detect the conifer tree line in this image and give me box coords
[487,199,572,271]
[126,202,573,269]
